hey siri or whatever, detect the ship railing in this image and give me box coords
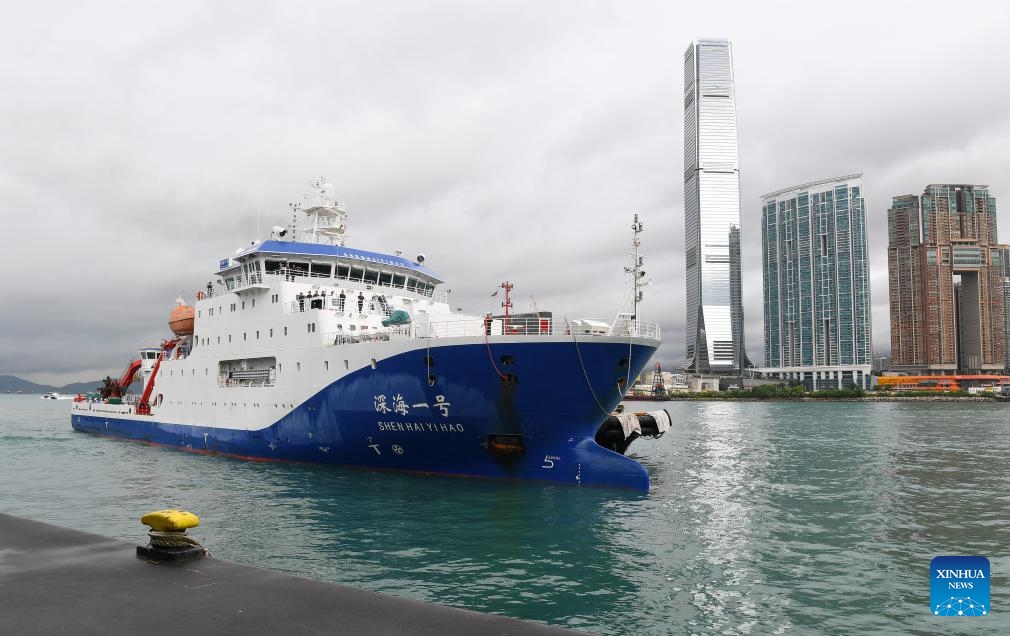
[71,392,138,408]
[321,318,659,345]
[322,324,412,346]
[218,272,266,293]
[219,368,276,387]
[205,268,451,304]
[285,292,448,317]
[604,318,661,340]
[264,270,448,304]
[286,298,366,315]
[412,318,660,340]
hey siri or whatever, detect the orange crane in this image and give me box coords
[115,359,143,396]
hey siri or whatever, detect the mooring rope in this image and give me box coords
[426,323,436,385]
[567,316,612,418]
[148,530,210,556]
[483,329,509,380]
[624,319,635,399]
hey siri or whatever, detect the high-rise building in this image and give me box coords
[683,38,750,374]
[996,245,1010,370]
[887,184,1006,373]
[759,175,872,389]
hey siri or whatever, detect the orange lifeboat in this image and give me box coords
[168,302,195,336]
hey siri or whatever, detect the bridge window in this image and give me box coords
[311,263,332,278]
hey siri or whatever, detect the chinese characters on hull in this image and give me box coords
[374,393,452,417]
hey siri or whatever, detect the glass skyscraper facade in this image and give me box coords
[683,38,750,374]
[760,175,872,390]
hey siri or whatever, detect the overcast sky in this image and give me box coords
[3,1,1009,385]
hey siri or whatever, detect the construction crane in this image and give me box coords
[651,362,666,398]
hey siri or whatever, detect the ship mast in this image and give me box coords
[294,178,349,245]
[500,281,514,324]
[623,214,647,333]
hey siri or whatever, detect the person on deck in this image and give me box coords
[357,292,365,314]
[483,312,493,335]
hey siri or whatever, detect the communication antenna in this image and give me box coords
[624,214,647,324]
[289,201,299,239]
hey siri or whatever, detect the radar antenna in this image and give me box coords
[294,178,350,245]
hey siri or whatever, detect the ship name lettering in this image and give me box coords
[376,421,465,433]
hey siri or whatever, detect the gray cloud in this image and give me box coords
[2,1,1009,384]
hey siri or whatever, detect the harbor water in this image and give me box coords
[1,394,1008,634]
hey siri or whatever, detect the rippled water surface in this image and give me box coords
[2,395,1009,634]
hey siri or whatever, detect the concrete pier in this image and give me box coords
[0,513,580,635]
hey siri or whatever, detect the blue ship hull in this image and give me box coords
[73,340,658,490]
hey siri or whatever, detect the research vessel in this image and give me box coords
[72,181,660,489]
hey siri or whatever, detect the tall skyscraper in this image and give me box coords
[760,175,872,389]
[996,245,1010,370]
[887,184,1006,373]
[683,38,750,374]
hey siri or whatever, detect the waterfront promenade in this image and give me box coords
[0,512,577,635]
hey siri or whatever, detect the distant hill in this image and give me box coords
[58,380,110,394]
[0,374,111,395]
[0,375,54,394]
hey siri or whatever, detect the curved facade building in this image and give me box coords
[683,38,750,373]
[760,175,873,390]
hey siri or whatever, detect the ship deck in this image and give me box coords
[0,513,579,635]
